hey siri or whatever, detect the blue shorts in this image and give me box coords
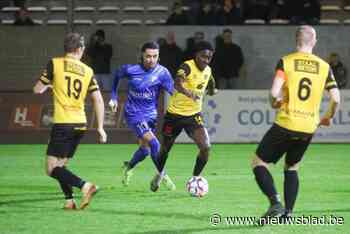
[127,118,157,138]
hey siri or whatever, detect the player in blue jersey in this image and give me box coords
[109,42,176,190]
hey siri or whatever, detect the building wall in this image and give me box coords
[0,25,349,91]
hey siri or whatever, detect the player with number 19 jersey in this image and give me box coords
[39,56,98,124]
[274,52,337,134]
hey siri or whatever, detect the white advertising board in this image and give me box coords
[175,90,350,143]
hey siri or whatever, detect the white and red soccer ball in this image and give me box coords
[186,176,209,197]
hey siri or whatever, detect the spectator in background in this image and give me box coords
[212,28,244,89]
[84,29,113,91]
[13,0,25,8]
[197,1,217,25]
[244,0,273,21]
[183,0,202,24]
[14,8,34,25]
[0,0,11,9]
[184,31,205,60]
[329,52,347,89]
[158,31,184,78]
[217,0,243,25]
[270,0,289,20]
[166,1,190,25]
[286,0,320,24]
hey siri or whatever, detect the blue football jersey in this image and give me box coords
[111,63,174,122]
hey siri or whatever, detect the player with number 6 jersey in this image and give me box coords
[251,25,341,222]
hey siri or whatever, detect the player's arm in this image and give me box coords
[89,78,107,143]
[33,60,53,94]
[109,65,126,112]
[175,63,198,100]
[270,59,286,109]
[320,69,341,126]
[160,68,174,95]
[206,74,218,96]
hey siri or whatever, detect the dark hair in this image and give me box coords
[95,29,105,40]
[223,28,232,34]
[141,41,159,52]
[194,41,213,53]
[64,32,84,53]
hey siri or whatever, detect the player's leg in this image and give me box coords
[150,113,182,192]
[128,139,150,169]
[150,134,177,192]
[283,136,312,217]
[46,155,75,209]
[189,126,211,176]
[252,125,288,222]
[47,125,97,209]
[183,113,210,176]
[122,138,150,186]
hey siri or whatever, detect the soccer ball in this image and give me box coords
[186,176,209,197]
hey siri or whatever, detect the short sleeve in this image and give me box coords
[325,67,338,91]
[88,76,99,93]
[39,60,54,84]
[274,59,287,80]
[161,68,174,95]
[176,63,191,79]
[275,59,284,71]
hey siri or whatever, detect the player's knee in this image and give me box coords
[46,165,54,176]
[284,163,299,171]
[149,138,160,151]
[140,146,150,155]
[251,155,268,169]
[199,145,210,157]
[200,145,210,155]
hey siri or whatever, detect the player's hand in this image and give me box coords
[39,84,53,94]
[207,88,218,96]
[97,128,107,143]
[188,92,200,101]
[271,100,283,109]
[319,117,331,127]
[108,99,118,112]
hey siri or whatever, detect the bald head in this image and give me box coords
[296,25,317,49]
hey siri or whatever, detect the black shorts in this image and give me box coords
[162,112,204,139]
[47,124,86,158]
[256,124,313,165]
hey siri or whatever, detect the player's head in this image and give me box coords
[64,32,85,59]
[194,41,214,71]
[95,29,105,43]
[296,25,317,50]
[141,41,159,69]
[223,28,233,44]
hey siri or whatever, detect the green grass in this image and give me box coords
[1,144,350,234]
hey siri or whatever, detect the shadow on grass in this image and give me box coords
[0,196,62,206]
[132,225,259,234]
[295,209,350,214]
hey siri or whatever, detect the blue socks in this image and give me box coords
[129,146,150,169]
[149,138,162,172]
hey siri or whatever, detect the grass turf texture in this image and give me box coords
[0,144,349,234]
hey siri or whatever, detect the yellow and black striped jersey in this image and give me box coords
[167,59,214,116]
[274,52,338,134]
[39,55,99,124]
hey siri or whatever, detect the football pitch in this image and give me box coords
[1,144,349,234]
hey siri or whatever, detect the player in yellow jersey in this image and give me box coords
[251,26,340,223]
[33,33,107,210]
[150,41,217,191]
